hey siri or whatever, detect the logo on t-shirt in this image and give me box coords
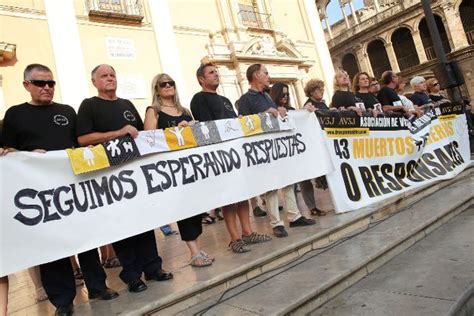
[53,114,69,126]
[123,110,136,122]
[223,101,234,112]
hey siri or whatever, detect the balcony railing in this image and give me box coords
[424,41,450,61]
[467,30,474,45]
[238,9,272,29]
[86,0,143,22]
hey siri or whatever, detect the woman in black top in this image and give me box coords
[303,78,329,110]
[331,70,362,116]
[144,73,213,268]
[426,78,450,104]
[352,72,383,116]
[270,82,295,117]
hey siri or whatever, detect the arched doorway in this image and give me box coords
[391,27,420,70]
[419,15,452,60]
[341,53,359,80]
[460,0,474,45]
[367,40,390,79]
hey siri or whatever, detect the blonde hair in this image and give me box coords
[333,69,350,92]
[150,73,188,115]
[426,78,438,93]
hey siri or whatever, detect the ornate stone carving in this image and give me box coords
[249,35,287,57]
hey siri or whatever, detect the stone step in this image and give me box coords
[175,171,473,315]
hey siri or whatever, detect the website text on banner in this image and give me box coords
[0,111,333,277]
[318,103,470,213]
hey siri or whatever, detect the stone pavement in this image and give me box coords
[311,206,474,316]
[7,186,333,315]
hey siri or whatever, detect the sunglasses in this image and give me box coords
[282,93,289,97]
[370,82,379,86]
[28,80,56,88]
[433,82,439,86]
[159,81,175,88]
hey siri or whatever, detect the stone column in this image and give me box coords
[355,45,373,76]
[441,3,469,50]
[148,0,190,107]
[411,30,428,64]
[349,0,359,25]
[0,75,5,118]
[373,0,380,12]
[44,0,88,109]
[216,0,239,42]
[303,0,335,99]
[384,41,400,73]
[294,79,305,108]
[325,16,333,39]
[341,5,350,29]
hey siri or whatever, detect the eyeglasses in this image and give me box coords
[370,82,380,86]
[159,81,175,88]
[27,80,56,88]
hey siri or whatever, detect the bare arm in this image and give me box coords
[143,107,158,131]
[78,125,138,146]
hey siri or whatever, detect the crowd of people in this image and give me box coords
[0,61,467,316]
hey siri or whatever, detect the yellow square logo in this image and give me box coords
[66,145,111,175]
[239,115,263,136]
[164,126,197,150]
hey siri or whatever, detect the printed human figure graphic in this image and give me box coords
[200,122,210,140]
[106,139,121,157]
[169,126,185,146]
[83,147,95,166]
[123,141,133,153]
[245,116,255,131]
[225,120,239,133]
[145,130,156,147]
[265,113,273,129]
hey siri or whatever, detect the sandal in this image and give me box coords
[202,214,216,225]
[35,287,48,302]
[190,253,213,267]
[242,232,272,244]
[200,250,215,262]
[102,257,121,269]
[229,239,251,254]
[310,208,326,216]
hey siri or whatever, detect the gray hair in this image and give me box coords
[23,64,52,80]
[410,76,425,88]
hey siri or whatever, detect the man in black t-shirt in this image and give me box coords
[190,63,272,253]
[377,71,406,116]
[77,64,173,293]
[2,63,118,316]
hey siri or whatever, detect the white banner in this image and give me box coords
[318,104,471,213]
[0,111,333,276]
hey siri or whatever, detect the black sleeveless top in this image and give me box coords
[156,110,192,129]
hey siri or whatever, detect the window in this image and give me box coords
[86,0,143,22]
[238,0,271,29]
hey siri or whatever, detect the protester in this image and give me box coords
[426,78,450,104]
[191,63,271,252]
[397,76,422,118]
[369,77,381,96]
[377,70,407,116]
[1,63,120,316]
[352,72,382,116]
[238,64,316,238]
[77,64,173,293]
[303,78,329,110]
[409,76,435,108]
[330,70,362,116]
[144,72,213,267]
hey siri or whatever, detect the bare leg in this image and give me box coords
[222,204,240,241]
[28,266,47,302]
[236,201,253,236]
[185,240,200,257]
[0,276,8,316]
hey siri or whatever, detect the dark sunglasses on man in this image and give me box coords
[27,80,56,88]
[159,80,175,88]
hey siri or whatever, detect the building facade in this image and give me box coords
[318,0,474,98]
[0,0,335,119]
